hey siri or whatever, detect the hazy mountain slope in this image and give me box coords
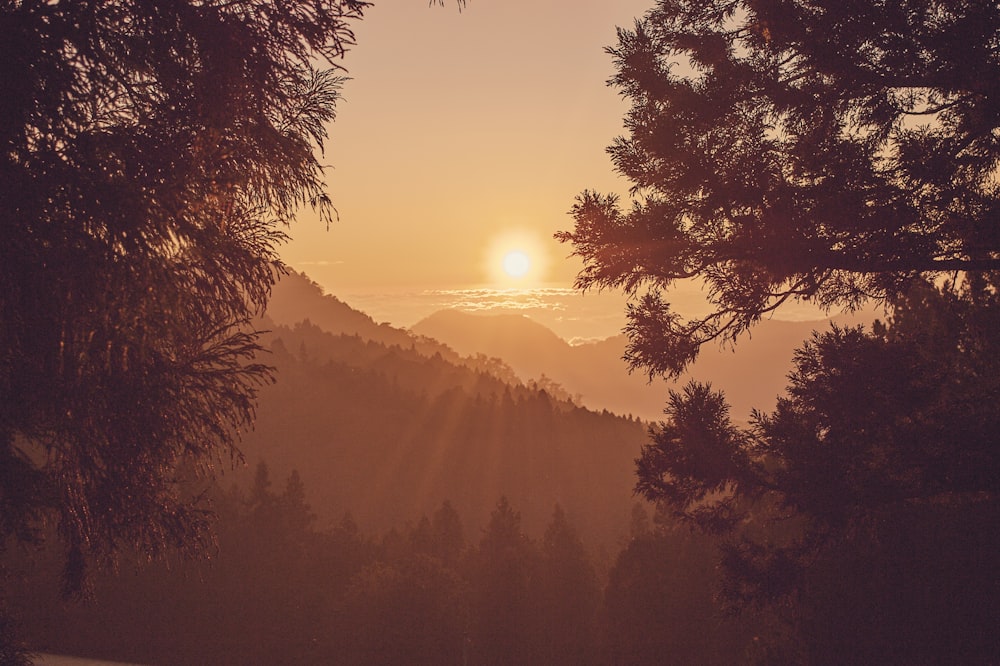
[234,321,646,550]
[268,270,385,336]
[266,270,535,388]
[409,310,653,417]
[411,309,874,420]
[254,270,848,545]
[268,269,465,360]
[268,269,871,419]
[406,310,568,363]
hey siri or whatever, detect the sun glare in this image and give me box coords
[502,250,531,278]
[485,229,550,286]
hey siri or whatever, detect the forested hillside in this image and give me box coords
[240,318,645,548]
[9,477,755,665]
[8,271,663,664]
[266,270,460,360]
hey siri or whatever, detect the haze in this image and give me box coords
[281,0,655,327]
[10,1,996,664]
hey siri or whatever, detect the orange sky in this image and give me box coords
[278,1,836,340]
[281,0,654,293]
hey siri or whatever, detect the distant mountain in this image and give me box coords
[411,309,875,421]
[249,270,867,547]
[268,269,874,420]
[266,270,530,387]
[268,269,454,357]
[409,310,655,416]
[240,271,650,548]
[407,310,569,362]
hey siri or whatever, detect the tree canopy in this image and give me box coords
[0,0,367,595]
[563,2,1000,653]
[557,0,1000,376]
[637,277,1000,540]
[634,279,1000,658]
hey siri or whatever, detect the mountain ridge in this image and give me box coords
[411,308,876,421]
[268,269,874,421]
[235,269,650,548]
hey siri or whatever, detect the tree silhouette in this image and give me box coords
[557,0,1000,376]
[537,505,600,666]
[603,520,754,665]
[0,1,368,595]
[558,1,1000,656]
[340,556,470,665]
[635,280,1000,659]
[431,500,466,565]
[468,497,541,665]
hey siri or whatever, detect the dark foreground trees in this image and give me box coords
[557,0,1000,376]
[603,512,756,666]
[636,280,1000,662]
[0,0,368,595]
[8,484,616,665]
[559,3,1000,657]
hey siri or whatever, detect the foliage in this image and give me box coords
[341,556,470,665]
[603,518,757,665]
[559,1,1000,656]
[468,497,541,665]
[0,602,33,666]
[6,482,633,665]
[635,382,755,532]
[536,505,601,666]
[245,319,645,551]
[0,0,367,595]
[635,280,1000,659]
[557,0,1000,376]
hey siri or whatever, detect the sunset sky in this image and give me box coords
[278,0,658,339]
[279,0,829,340]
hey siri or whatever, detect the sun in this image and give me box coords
[484,228,550,286]
[502,250,531,278]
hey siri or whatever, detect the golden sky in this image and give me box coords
[281,0,654,295]
[279,0,837,341]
